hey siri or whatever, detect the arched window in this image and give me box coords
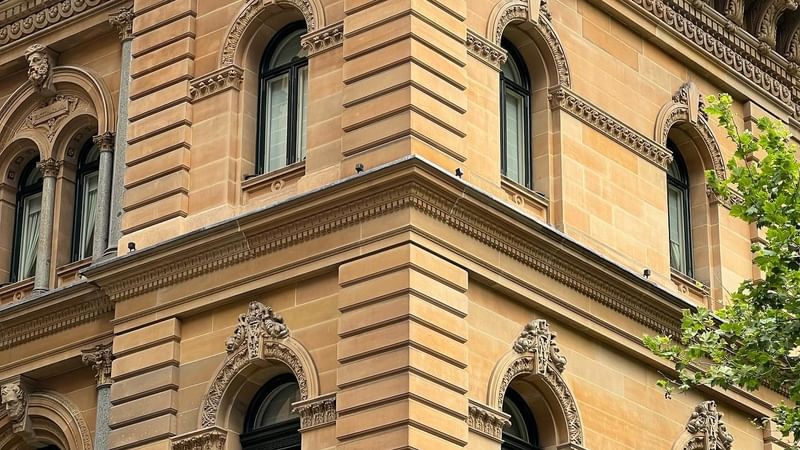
[257,23,308,174]
[502,387,540,450]
[500,41,532,188]
[241,373,301,450]
[11,158,42,282]
[72,138,99,261]
[667,139,693,277]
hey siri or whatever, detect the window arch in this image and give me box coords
[257,23,308,175]
[241,373,301,450]
[11,157,42,282]
[502,387,540,450]
[500,40,532,188]
[72,138,99,261]
[667,139,693,277]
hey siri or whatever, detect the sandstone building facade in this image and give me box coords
[0,0,794,448]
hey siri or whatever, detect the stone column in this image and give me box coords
[92,132,114,260]
[106,7,134,257]
[82,343,114,450]
[32,158,61,294]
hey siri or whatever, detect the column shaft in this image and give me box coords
[32,159,60,293]
[93,133,114,260]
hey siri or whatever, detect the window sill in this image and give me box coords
[0,277,34,305]
[670,269,710,302]
[501,177,549,219]
[56,258,91,288]
[242,162,306,204]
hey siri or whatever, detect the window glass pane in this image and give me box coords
[268,30,305,69]
[24,167,41,187]
[265,74,290,171]
[502,395,530,442]
[504,88,526,185]
[253,382,300,428]
[668,185,688,273]
[502,56,523,85]
[78,171,98,260]
[296,66,308,162]
[18,192,41,279]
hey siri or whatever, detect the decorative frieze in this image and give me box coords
[549,86,672,169]
[467,399,510,442]
[25,44,55,96]
[109,7,134,41]
[0,0,112,47]
[293,393,336,430]
[300,21,343,56]
[513,319,567,375]
[81,342,114,387]
[189,66,244,101]
[466,30,507,70]
[681,401,734,450]
[171,427,227,450]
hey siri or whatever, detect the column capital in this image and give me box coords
[93,131,115,152]
[82,342,114,388]
[36,158,62,177]
[109,7,134,41]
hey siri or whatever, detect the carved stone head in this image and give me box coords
[24,44,54,95]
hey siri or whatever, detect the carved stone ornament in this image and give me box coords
[513,319,567,374]
[171,427,226,450]
[109,7,134,41]
[549,86,672,168]
[24,44,55,96]
[467,399,510,442]
[37,158,62,178]
[682,401,734,450]
[466,30,508,70]
[300,21,343,56]
[21,94,80,142]
[81,342,114,387]
[293,393,336,430]
[750,0,797,50]
[189,66,245,101]
[93,131,115,152]
[0,0,111,47]
[1,381,27,434]
[225,301,290,357]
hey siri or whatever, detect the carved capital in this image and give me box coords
[466,30,508,70]
[189,66,244,101]
[36,158,62,177]
[171,427,226,450]
[82,342,114,387]
[684,401,734,450]
[513,319,567,374]
[225,301,290,357]
[109,7,135,41]
[93,131,115,153]
[300,21,343,56]
[467,399,510,442]
[24,44,56,96]
[293,393,336,430]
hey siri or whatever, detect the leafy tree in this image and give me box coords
[644,93,800,446]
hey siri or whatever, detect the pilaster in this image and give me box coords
[340,0,468,171]
[336,244,469,448]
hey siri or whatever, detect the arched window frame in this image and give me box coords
[71,138,100,262]
[502,387,541,450]
[241,373,301,450]
[256,22,309,175]
[667,139,693,278]
[11,158,42,283]
[500,40,532,189]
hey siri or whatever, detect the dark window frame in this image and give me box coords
[256,22,309,175]
[666,139,693,278]
[71,138,100,262]
[500,40,533,189]
[502,387,541,450]
[241,373,301,450]
[10,157,42,283]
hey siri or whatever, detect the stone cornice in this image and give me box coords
[0,0,114,48]
[549,86,672,169]
[0,281,112,350]
[300,21,343,56]
[466,29,507,70]
[189,65,244,102]
[84,157,687,337]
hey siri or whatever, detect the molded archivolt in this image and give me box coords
[219,0,327,67]
[487,0,572,88]
[0,390,93,450]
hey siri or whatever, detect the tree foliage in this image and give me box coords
[644,94,800,445]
